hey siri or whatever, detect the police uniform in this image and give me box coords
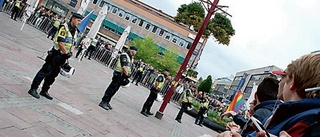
[47,17,61,40]
[28,13,83,100]
[99,46,138,110]
[175,89,193,123]
[195,96,209,126]
[141,69,169,117]
[131,63,144,85]
[11,0,21,20]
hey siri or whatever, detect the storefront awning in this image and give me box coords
[103,20,117,30]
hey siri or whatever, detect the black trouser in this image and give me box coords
[102,72,123,103]
[47,27,58,39]
[132,71,142,84]
[175,102,191,120]
[75,46,83,58]
[195,108,206,124]
[11,6,20,20]
[85,45,95,59]
[31,49,66,92]
[142,87,158,112]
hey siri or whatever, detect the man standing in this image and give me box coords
[28,13,83,100]
[141,68,170,117]
[99,46,138,110]
[11,0,21,21]
[47,15,61,40]
[174,89,193,123]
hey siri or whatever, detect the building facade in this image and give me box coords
[84,0,207,67]
[212,77,232,95]
[226,65,283,100]
[39,0,81,17]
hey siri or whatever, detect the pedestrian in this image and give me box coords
[141,68,170,117]
[131,62,145,86]
[174,88,193,123]
[99,46,138,110]
[195,93,209,126]
[85,37,98,60]
[10,0,21,21]
[27,13,83,100]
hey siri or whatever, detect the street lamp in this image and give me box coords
[155,0,231,119]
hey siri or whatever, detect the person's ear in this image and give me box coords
[289,75,295,90]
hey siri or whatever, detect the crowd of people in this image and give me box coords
[2,2,319,136]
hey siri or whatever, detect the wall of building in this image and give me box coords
[85,0,207,67]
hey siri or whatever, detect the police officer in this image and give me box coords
[99,46,138,110]
[195,93,209,126]
[47,15,61,40]
[28,13,83,100]
[175,89,193,123]
[11,0,21,21]
[141,68,170,117]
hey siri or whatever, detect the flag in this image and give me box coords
[77,10,94,33]
[226,90,245,112]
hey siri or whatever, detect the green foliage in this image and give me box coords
[131,37,180,76]
[175,2,235,45]
[198,75,213,93]
[187,69,198,78]
[210,13,235,45]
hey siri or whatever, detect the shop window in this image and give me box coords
[125,14,131,20]
[159,29,164,36]
[138,19,144,27]
[118,11,124,18]
[152,26,158,33]
[93,0,98,4]
[145,23,150,30]
[112,8,118,14]
[99,1,107,7]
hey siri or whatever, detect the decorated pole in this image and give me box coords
[155,0,220,119]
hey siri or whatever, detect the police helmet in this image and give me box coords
[121,78,130,88]
[60,63,75,78]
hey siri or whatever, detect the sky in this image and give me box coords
[141,0,320,79]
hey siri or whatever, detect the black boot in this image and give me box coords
[146,111,153,115]
[40,90,53,100]
[140,109,148,117]
[28,89,40,99]
[99,101,109,110]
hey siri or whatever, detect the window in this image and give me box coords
[165,33,171,40]
[112,8,118,14]
[179,40,184,46]
[110,28,115,32]
[131,17,137,24]
[152,26,158,33]
[125,14,131,20]
[172,37,177,44]
[93,0,98,4]
[159,29,164,36]
[138,19,144,27]
[187,42,191,49]
[107,5,111,11]
[99,1,107,7]
[118,11,124,17]
[145,23,150,30]
[116,31,122,35]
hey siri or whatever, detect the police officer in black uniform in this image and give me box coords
[28,13,83,100]
[141,68,170,117]
[99,46,138,110]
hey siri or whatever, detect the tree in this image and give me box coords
[130,37,180,76]
[198,75,213,94]
[175,2,235,45]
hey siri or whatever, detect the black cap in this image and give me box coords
[130,46,138,51]
[72,13,83,19]
[164,68,170,72]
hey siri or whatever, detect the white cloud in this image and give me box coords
[141,0,320,79]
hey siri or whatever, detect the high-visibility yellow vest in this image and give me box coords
[114,52,132,74]
[182,90,193,102]
[153,74,165,89]
[15,1,20,7]
[53,19,60,28]
[53,23,78,53]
